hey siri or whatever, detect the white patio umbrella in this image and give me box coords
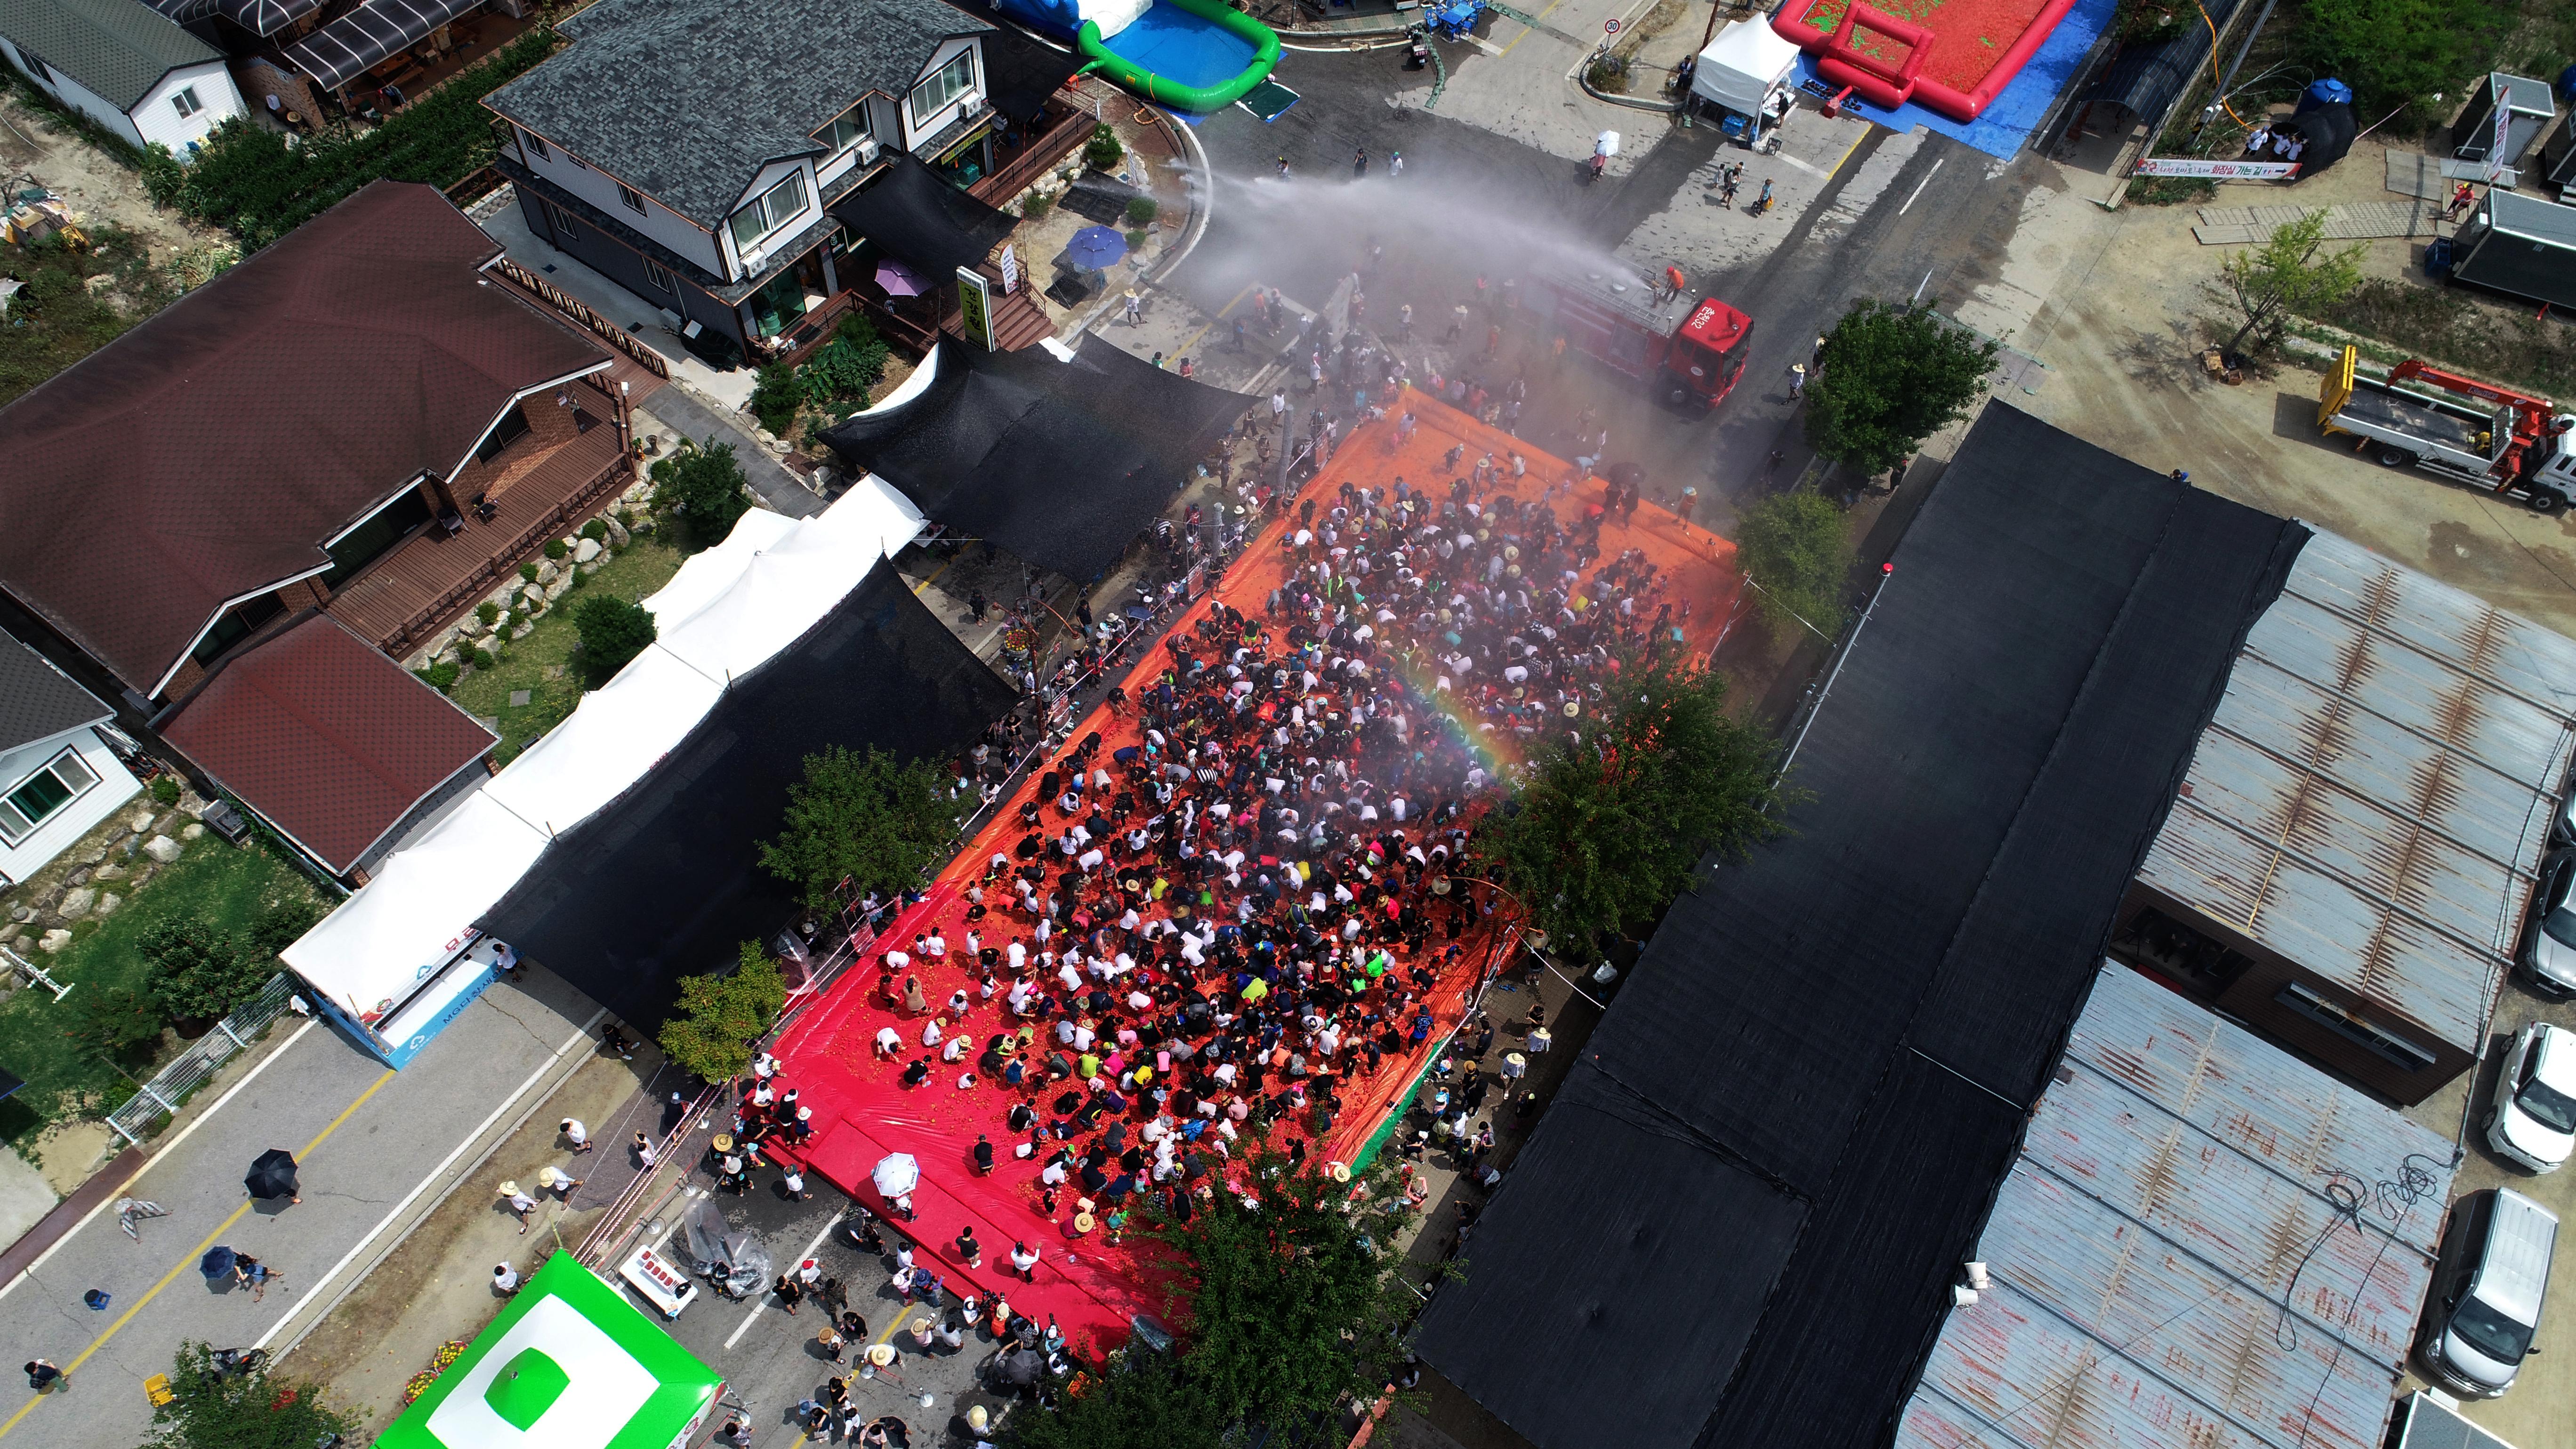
[872,1153,920,1198]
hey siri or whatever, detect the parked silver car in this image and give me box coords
[2519,848,2576,998]
[2487,1022,2576,1172]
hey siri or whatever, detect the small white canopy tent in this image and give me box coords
[1693,19,1801,118]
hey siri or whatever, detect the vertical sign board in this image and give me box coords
[998,243,1021,296]
[956,266,996,351]
[2487,97,2512,182]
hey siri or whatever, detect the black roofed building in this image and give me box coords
[0,0,243,153]
[483,0,1079,366]
[1413,402,2316,1449]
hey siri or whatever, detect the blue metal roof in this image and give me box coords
[1896,965,2457,1449]
[2136,528,2576,1054]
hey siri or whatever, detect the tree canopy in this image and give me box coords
[648,437,754,551]
[141,1343,360,1449]
[656,942,787,1081]
[1805,298,1999,474]
[572,594,657,681]
[1481,653,1783,960]
[1732,488,1852,639]
[2218,210,2366,356]
[759,743,957,913]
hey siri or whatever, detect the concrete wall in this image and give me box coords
[515,185,750,350]
[0,38,145,148]
[0,727,141,886]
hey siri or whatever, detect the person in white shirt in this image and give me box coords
[493,1264,521,1295]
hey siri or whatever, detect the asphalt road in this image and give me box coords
[1166,49,2056,539]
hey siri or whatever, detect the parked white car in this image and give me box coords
[2487,1022,2576,1173]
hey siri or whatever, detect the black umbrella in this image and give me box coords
[199,1245,237,1280]
[244,1149,299,1201]
[996,1347,1047,1386]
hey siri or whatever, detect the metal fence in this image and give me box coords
[103,972,302,1149]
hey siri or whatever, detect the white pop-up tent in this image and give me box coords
[1692,18,1801,120]
[282,475,922,1059]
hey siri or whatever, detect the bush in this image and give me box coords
[2300,277,2576,397]
[150,776,182,807]
[470,647,497,671]
[144,1341,360,1449]
[658,943,788,1080]
[1085,122,1124,170]
[580,518,608,542]
[142,918,264,1020]
[417,660,460,692]
[1734,488,1852,638]
[749,361,801,435]
[248,898,324,960]
[139,142,185,208]
[542,538,569,562]
[520,561,541,584]
[1124,228,1149,251]
[572,594,656,679]
[799,335,889,410]
[2125,175,2217,206]
[475,601,501,626]
[648,437,753,550]
[2291,0,2504,131]
[1021,192,1055,220]
[66,983,164,1060]
[835,312,880,350]
[163,26,558,250]
[1124,195,1160,227]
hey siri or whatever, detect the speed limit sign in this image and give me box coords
[1603,16,1621,31]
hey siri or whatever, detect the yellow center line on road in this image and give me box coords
[1497,0,1570,60]
[1167,282,1254,369]
[0,1068,395,1441]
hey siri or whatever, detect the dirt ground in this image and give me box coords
[0,89,226,259]
[1942,135,2576,642]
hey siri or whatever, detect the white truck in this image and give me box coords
[2318,344,2576,511]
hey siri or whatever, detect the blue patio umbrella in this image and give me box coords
[1064,226,1128,272]
[200,1246,237,1280]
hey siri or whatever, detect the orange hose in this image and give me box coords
[2190,0,2251,128]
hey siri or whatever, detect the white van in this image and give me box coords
[2420,1188,2559,1397]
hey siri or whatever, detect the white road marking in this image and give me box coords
[723,1216,841,1350]
[1899,157,1946,216]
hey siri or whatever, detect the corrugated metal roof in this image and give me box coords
[1894,966,2455,1449]
[2136,528,2576,1052]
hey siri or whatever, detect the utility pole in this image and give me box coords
[2185,0,2280,151]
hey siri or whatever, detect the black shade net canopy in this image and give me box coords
[1411,404,2310,1449]
[828,154,1021,280]
[820,335,1256,582]
[478,559,1017,1032]
[982,25,1082,125]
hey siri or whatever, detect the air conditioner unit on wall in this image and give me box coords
[857,137,881,166]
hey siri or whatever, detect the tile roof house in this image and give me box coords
[484,0,1070,363]
[0,629,142,887]
[0,0,244,154]
[0,178,628,711]
[159,614,496,880]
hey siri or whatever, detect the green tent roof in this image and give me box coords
[377,1254,722,1449]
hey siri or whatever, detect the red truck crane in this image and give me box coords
[1528,267,1755,411]
[2318,345,2576,510]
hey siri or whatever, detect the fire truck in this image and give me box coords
[1530,267,1755,411]
[2317,345,2576,511]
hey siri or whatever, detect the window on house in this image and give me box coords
[475,403,532,462]
[188,594,287,668]
[171,86,202,118]
[644,257,677,294]
[565,151,587,169]
[0,747,101,845]
[16,48,51,84]
[546,200,580,242]
[320,491,431,588]
[618,182,645,215]
[521,127,549,160]
[910,50,974,128]
[727,170,809,257]
[821,102,872,157]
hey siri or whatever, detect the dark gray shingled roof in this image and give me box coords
[0,630,111,756]
[484,0,990,230]
[0,0,219,110]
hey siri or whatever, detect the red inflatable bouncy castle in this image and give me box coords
[1773,0,2080,121]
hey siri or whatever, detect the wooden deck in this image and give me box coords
[325,423,633,659]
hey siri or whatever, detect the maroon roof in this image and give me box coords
[0,180,610,695]
[161,613,496,874]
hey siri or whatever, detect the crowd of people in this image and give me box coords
[799,398,1712,1292]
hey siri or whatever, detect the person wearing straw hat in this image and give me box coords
[497,1181,537,1234]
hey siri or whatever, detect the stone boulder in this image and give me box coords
[573,537,602,564]
[63,868,89,888]
[5,904,31,925]
[181,822,206,840]
[543,575,573,602]
[603,515,631,547]
[128,809,156,833]
[57,887,95,918]
[143,835,184,863]
[94,892,121,916]
[535,558,561,585]
[38,928,71,953]
[91,863,126,881]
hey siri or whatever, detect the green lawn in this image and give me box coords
[0,836,327,1152]
[448,535,686,765]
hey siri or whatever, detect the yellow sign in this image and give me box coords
[956,266,995,351]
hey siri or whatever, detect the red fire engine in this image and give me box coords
[1533,267,1755,411]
